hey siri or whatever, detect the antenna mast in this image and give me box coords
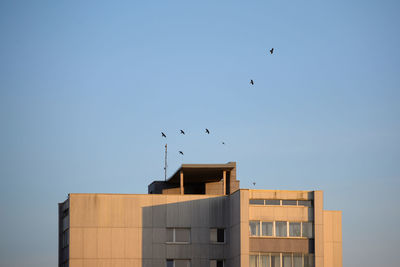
[164,143,168,181]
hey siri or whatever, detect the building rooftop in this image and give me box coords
[148,161,239,195]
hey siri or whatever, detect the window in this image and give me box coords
[250,254,314,267]
[250,221,313,238]
[250,255,258,267]
[262,222,273,236]
[167,260,190,267]
[289,222,301,237]
[293,254,302,267]
[210,260,224,267]
[210,228,225,243]
[249,199,313,207]
[282,254,292,267]
[166,228,190,243]
[302,222,313,238]
[271,254,280,267]
[275,221,287,237]
[249,221,260,236]
[62,229,69,248]
[298,200,312,207]
[250,199,265,205]
[265,199,280,205]
[260,255,270,267]
[282,200,297,206]
[304,255,315,267]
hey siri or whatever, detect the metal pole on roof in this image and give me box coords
[164,143,168,181]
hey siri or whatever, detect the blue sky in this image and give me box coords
[0,0,399,266]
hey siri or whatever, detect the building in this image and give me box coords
[59,162,342,267]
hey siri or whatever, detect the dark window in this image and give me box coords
[265,199,280,205]
[289,222,301,237]
[167,260,174,267]
[210,260,224,267]
[302,222,313,238]
[217,229,225,242]
[298,200,312,207]
[210,228,225,243]
[282,200,297,206]
[276,221,287,237]
[271,254,280,267]
[249,199,264,205]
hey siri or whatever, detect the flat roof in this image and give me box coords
[167,162,235,184]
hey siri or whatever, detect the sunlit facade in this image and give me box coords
[59,162,342,267]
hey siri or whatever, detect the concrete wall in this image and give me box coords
[68,193,242,267]
[205,180,224,195]
[314,191,324,267]
[323,211,342,267]
[239,190,249,267]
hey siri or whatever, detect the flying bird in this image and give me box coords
[161,132,166,138]
[222,142,225,145]
[205,128,210,134]
[179,151,184,155]
[250,80,254,85]
[269,48,274,54]
[180,130,185,135]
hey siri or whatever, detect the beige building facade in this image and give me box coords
[59,162,342,267]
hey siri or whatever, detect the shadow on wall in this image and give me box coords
[141,195,242,267]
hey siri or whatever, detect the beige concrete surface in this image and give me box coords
[68,193,242,267]
[323,210,342,267]
[62,175,341,267]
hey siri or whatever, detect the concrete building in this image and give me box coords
[59,162,342,267]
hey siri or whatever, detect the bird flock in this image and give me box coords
[161,48,275,156]
[161,128,221,156]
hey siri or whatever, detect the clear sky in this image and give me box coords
[0,0,399,266]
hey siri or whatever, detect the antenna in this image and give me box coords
[164,143,168,181]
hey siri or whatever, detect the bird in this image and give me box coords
[269,48,274,54]
[253,182,256,187]
[250,80,254,85]
[161,132,166,138]
[179,151,184,155]
[205,128,210,134]
[222,141,225,145]
[180,130,185,135]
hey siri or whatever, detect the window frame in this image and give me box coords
[249,221,313,239]
[249,253,315,267]
[289,222,302,237]
[249,199,314,208]
[166,259,191,267]
[166,228,191,244]
[209,259,224,267]
[210,228,226,244]
[261,221,274,237]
